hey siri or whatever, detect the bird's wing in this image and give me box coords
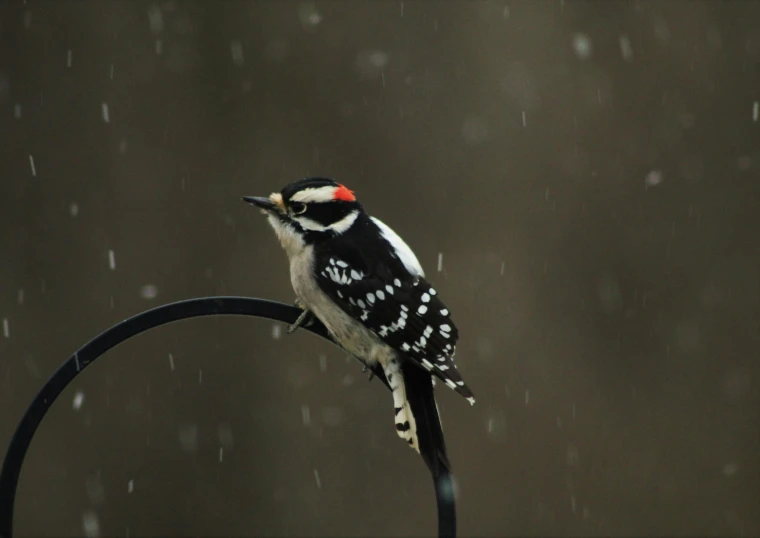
[313,254,474,404]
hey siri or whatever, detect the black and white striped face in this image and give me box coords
[243,178,362,245]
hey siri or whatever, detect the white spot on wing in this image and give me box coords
[417,305,428,315]
[421,293,430,303]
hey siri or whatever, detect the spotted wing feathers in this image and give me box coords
[316,256,475,404]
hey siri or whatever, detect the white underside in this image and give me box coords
[265,210,423,454]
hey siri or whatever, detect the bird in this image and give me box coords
[243,177,474,474]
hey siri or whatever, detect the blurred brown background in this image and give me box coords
[1,1,758,536]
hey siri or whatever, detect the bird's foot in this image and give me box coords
[287,309,314,334]
[361,364,375,382]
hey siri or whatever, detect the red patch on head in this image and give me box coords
[333,184,356,202]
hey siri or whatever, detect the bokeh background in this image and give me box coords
[1,1,759,536]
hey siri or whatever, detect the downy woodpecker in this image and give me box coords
[244,178,474,473]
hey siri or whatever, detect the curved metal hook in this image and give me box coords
[0,297,455,538]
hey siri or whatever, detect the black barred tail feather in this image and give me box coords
[383,358,452,476]
[383,358,420,452]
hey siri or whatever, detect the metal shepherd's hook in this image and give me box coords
[0,297,456,538]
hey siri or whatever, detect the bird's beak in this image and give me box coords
[242,196,276,211]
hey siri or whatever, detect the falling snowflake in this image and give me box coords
[572,33,593,59]
[645,170,663,188]
[72,391,85,411]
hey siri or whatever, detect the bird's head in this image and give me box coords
[243,177,362,251]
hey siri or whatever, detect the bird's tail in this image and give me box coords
[382,358,451,477]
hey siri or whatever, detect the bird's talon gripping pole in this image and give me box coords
[361,364,376,381]
[287,309,314,334]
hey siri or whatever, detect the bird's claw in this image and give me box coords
[287,309,314,334]
[361,364,375,382]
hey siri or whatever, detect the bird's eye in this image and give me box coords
[290,202,307,215]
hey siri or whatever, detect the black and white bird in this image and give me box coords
[243,177,474,473]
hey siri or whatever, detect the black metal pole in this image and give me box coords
[0,297,455,538]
